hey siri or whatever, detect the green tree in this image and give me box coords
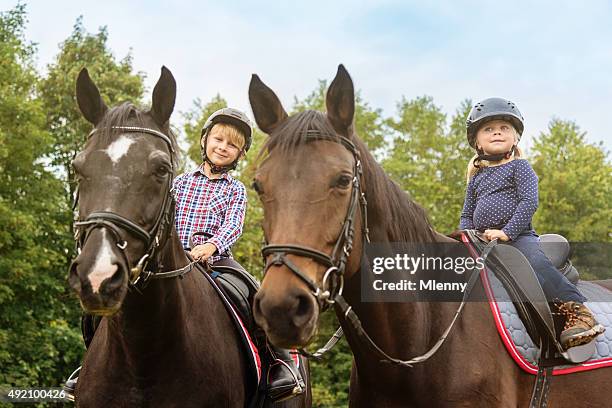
[530,120,612,280]
[232,129,267,275]
[531,119,611,242]
[383,96,473,233]
[0,4,82,390]
[39,17,145,202]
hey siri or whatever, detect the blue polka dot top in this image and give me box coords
[459,159,539,241]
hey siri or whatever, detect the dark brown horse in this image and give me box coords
[248,65,612,407]
[69,67,310,407]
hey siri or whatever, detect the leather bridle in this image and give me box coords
[73,125,195,292]
[259,130,493,367]
[260,130,370,311]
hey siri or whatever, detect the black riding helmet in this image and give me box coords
[200,108,253,173]
[466,97,524,149]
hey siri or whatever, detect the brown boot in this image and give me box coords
[557,301,605,350]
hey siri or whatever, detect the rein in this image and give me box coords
[73,125,196,292]
[261,131,497,366]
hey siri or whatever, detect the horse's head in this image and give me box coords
[68,67,177,315]
[249,65,366,348]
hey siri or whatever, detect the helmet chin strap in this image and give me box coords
[202,153,239,174]
[475,145,516,167]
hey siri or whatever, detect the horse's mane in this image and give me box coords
[94,102,180,168]
[262,110,437,243]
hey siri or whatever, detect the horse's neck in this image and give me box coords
[342,275,446,360]
[343,229,456,367]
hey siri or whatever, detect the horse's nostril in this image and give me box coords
[292,293,315,327]
[103,267,125,293]
[68,261,82,292]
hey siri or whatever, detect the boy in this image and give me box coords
[173,108,305,401]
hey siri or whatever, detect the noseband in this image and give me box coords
[261,130,370,310]
[73,126,194,291]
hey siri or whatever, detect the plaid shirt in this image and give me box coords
[173,165,247,264]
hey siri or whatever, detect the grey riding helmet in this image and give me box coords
[466,98,524,149]
[201,107,253,152]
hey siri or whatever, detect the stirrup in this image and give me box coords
[267,359,304,402]
[62,366,81,402]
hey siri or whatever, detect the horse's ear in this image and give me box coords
[248,74,288,134]
[150,66,176,127]
[76,68,108,125]
[326,64,355,137]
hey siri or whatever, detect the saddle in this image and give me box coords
[461,230,593,364]
[210,257,260,336]
[188,232,260,335]
[538,233,579,284]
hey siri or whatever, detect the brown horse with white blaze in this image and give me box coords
[68,66,311,407]
[249,64,612,407]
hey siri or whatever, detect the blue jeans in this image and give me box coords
[507,231,586,303]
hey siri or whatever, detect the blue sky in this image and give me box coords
[18,0,612,152]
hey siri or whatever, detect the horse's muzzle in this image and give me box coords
[69,248,128,315]
[253,286,319,348]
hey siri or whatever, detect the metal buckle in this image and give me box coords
[130,254,150,283]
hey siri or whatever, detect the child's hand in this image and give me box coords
[483,229,510,242]
[191,243,218,261]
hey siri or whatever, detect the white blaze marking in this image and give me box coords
[105,135,135,164]
[89,230,118,293]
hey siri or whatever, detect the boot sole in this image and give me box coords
[563,324,606,349]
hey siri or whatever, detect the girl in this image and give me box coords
[459,97,604,350]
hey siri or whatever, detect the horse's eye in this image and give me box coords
[251,179,264,195]
[334,174,353,189]
[154,165,170,177]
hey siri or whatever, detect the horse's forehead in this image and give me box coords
[95,133,162,164]
[105,134,136,164]
[265,142,353,176]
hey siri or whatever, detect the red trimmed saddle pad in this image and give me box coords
[462,235,612,375]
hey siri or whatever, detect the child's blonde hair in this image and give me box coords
[466,126,523,183]
[208,122,246,150]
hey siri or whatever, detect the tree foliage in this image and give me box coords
[383,96,473,233]
[531,120,611,279]
[39,17,144,202]
[0,4,82,390]
[531,119,612,242]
